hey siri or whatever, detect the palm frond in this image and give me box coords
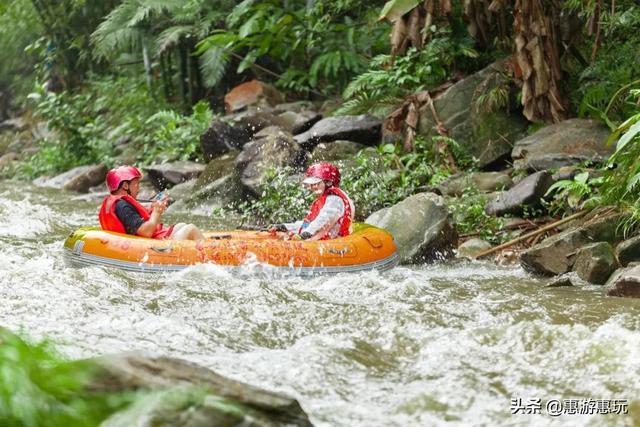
[155,25,194,55]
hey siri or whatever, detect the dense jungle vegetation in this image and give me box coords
[0,0,640,229]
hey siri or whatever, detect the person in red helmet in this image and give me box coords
[270,162,354,240]
[99,165,204,240]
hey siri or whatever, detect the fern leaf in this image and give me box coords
[155,25,193,55]
[199,47,229,88]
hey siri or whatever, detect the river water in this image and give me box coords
[0,181,639,426]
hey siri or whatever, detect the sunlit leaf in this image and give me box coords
[379,0,419,22]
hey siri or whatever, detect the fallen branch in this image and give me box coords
[473,210,590,259]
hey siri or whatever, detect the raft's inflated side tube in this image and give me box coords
[63,223,399,275]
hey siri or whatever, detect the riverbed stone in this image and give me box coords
[365,192,457,264]
[616,235,640,267]
[143,161,206,191]
[0,117,27,133]
[194,151,240,191]
[294,114,382,150]
[34,164,108,193]
[485,171,553,216]
[604,265,640,298]
[310,140,367,163]
[90,352,312,426]
[169,174,245,215]
[512,119,612,171]
[224,80,284,113]
[572,242,617,284]
[272,101,316,114]
[520,209,625,276]
[277,110,322,135]
[417,60,528,170]
[437,172,513,197]
[235,129,306,196]
[200,119,251,160]
[457,238,492,258]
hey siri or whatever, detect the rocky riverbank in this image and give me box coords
[2,65,640,299]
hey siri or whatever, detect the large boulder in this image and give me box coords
[457,238,492,258]
[277,110,322,135]
[34,164,108,193]
[437,171,513,197]
[572,242,617,284]
[365,192,457,264]
[616,235,640,267]
[223,80,284,113]
[485,171,553,216]
[169,174,245,216]
[194,151,240,191]
[309,140,367,163]
[520,209,625,276]
[417,60,528,170]
[294,114,382,150]
[200,120,251,161]
[512,119,613,171]
[235,128,306,196]
[91,352,312,426]
[143,161,206,191]
[604,265,640,298]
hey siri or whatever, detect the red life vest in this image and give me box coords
[98,194,173,239]
[300,187,352,240]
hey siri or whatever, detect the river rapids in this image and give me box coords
[0,181,639,426]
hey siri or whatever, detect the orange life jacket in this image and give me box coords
[98,194,173,239]
[300,187,352,240]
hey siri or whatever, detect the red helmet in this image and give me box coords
[303,162,341,187]
[105,166,142,192]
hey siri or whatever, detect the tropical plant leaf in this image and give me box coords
[612,117,640,157]
[199,47,229,88]
[155,25,193,55]
[379,0,419,22]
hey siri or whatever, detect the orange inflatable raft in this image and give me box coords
[63,223,399,275]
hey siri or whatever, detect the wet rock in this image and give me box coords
[235,130,306,196]
[0,117,27,133]
[34,164,108,193]
[143,161,206,191]
[0,152,18,169]
[520,209,625,276]
[366,192,457,264]
[615,235,640,267]
[604,265,640,298]
[168,174,245,215]
[437,172,513,197]
[457,238,492,258]
[418,60,528,169]
[194,151,240,191]
[277,110,322,135]
[200,119,251,160]
[294,114,382,150]
[551,166,579,182]
[163,179,197,202]
[546,273,578,287]
[272,101,316,114]
[90,352,312,426]
[485,171,553,216]
[310,140,367,163]
[224,80,284,113]
[512,119,612,171]
[572,242,617,284]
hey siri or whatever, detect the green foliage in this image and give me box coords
[19,74,167,178]
[572,5,640,126]
[336,36,478,116]
[225,137,457,224]
[197,0,389,96]
[544,171,603,215]
[142,100,212,163]
[447,188,506,244]
[0,329,135,427]
[0,0,41,99]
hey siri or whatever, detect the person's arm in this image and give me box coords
[303,196,344,239]
[136,199,168,237]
